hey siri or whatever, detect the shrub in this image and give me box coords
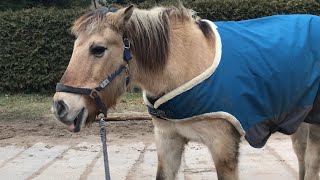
[0,8,85,93]
[0,0,90,11]
[188,0,320,21]
[0,0,319,93]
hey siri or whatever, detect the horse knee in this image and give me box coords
[156,167,166,180]
[215,160,239,180]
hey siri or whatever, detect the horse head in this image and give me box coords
[51,5,135,132]
[51,4,215,132]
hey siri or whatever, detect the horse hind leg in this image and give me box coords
[292,123,320,180]
[304,124,320,180]
[291,123,308,180]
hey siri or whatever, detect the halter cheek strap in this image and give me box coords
[56,34,132,116]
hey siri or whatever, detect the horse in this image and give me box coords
[51,4,320,180]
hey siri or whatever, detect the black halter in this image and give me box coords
[56,34,132,116]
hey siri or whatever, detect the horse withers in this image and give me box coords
[51,4,320,180]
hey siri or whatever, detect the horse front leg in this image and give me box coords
[304,124,320,180]
[206,120,241,180]
[153,118,187,180]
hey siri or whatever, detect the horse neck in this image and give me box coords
[130,20,216,97]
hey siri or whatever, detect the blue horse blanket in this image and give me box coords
[145,14,320,148]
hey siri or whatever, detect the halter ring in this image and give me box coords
[89,89,99,99]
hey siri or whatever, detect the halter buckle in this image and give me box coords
[89,89,99,99]
[123,38,131,49]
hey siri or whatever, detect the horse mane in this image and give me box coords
[127,6,197,73]
[71,5,207,74]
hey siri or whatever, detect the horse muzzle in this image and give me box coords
[51,93,88,132]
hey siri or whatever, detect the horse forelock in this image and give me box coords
[71,6,119,36]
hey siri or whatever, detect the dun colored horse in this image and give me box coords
[52,5,320,180]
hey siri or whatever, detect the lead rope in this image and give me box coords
[99,113,111,180]
[92,0,110,176]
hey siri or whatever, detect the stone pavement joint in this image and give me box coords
[32,142,101,180]
[87,142,145,180]
[1,135,319,180]
[0,146,26,168]
[265,144,298,177]
[126,143,149,180]
[26,146,72,180]
[0,142,68,179]
[79,151,102,180]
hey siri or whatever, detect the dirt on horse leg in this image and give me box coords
[304,124,320,180]
[153,119,187,180]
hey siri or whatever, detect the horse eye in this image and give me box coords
[90,46,106,57]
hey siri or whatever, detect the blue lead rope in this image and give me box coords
[99,114,111,180]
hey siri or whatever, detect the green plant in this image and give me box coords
[0,8,85,93]
[0,0,91,11]
[187,0,320,21]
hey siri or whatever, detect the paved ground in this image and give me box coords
[0,129,313,180]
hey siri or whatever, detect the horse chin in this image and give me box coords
[85,112,98,125]
[67,108,88,133]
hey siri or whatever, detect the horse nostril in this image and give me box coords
[56,100,68,118]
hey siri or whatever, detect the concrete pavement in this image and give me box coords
[0,134,317,180]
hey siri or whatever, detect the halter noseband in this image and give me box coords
[55,34,132,116]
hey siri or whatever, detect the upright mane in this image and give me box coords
[71,5,200,73]
[126,6,196,73]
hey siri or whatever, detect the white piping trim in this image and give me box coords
[141,22,243,136]
[152,111,246,136]
[143,91,153,107]
[152,20,222,109]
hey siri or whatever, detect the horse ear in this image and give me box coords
[113,5,134,30]
[122,5,134,23]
